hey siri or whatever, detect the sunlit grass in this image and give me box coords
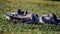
[0,0,60,34]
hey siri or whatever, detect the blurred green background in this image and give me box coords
[0,0,60,34]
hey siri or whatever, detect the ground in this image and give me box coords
[0,0,60,34]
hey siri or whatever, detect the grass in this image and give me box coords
[0,0,60,34]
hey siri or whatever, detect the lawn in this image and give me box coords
[0,0,60,34]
